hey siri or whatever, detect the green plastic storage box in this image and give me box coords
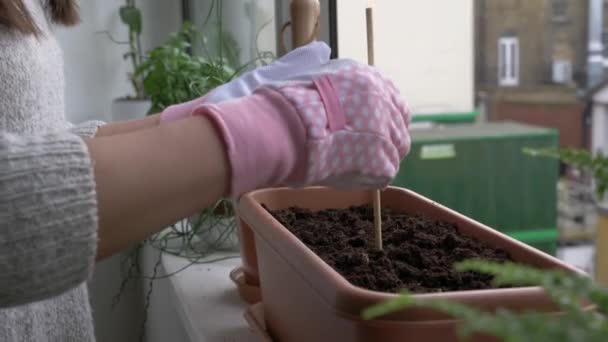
[393,122,559,254]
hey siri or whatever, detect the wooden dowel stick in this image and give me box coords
[366,2,382,251]
[373,189,382,250]
[366,6,375,66]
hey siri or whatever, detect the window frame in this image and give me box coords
[552,59,573,84]
[498,36,520,87]
[551,0,569,21]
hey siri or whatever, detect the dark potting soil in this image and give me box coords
[268,205,512,293]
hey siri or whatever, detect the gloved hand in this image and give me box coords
[192,58,411,197]
[160,41,331,123]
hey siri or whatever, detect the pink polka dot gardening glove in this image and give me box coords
[192,58,411,197]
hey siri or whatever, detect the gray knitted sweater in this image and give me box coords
[0,0,104,341]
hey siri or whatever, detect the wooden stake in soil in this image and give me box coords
[366,1,382,251]
[366,4,375,66]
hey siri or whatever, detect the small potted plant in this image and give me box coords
[236,186,592,341]
[104,0,151,122]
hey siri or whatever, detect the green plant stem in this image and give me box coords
[139,252,162,342]
[217,0,223,64]
[132,27,144,98]
[255,18,276,63]
[120,0,144,99]
[128,32,141,97]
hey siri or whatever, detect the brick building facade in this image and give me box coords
[475,0,590,149]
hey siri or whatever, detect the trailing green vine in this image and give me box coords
[110,2,275,340]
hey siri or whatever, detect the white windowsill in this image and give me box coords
[161,252,257,342]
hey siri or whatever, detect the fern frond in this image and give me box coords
[455,260,608,314]
[362,260,608,341]
[361,291,416,320]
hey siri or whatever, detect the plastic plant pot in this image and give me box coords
[236,212,259,286]
[236,186,592,342]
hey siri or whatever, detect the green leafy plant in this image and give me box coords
[363,260,608,341]
[135,0,273,114]
[134,22,238,114]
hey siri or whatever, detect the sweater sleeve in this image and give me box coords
[65,120,106,138]
[0,130,98,308]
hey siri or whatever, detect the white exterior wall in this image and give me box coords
[336,0,475,117]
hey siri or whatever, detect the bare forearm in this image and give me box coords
[86,116,229,260]
[95,114,161,137]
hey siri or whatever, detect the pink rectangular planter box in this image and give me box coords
[237,186,591,341]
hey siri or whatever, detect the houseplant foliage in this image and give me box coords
[134,21,237,114]
[363,260,608,342]
[113,5,274,340]
[134,0,272,114]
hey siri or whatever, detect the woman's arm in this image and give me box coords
[0,114,229,309]
[0,57,409,308]
[86,115,229,260]
[0,115,228,308]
